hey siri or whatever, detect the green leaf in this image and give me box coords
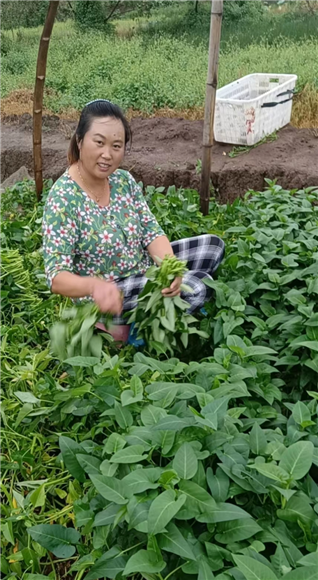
[279,441,314,480]
[127,495,151,531]
[179,480,216,513]
[173,442,198,480]
[292,401,311,425]
[122,467,160,497]
[158,522,196,560]
[198,560,215,580]
[201,396,229,422]
[29,484,46,509]
[244,346,277,357]
[114,402,133,430]
[277,494,316,524]
[27,525,80,558]
[283,567,318,580]
[249,423,267,455]
[84,555,127,580]
[206,467,229,502]
[249,463,289,482]
[197,502,252,523]
[74,502,94,528]
[152,415,192,431]
[271,542,291,576]
[89,475,128,505]
[215,519,262,544]
[233,555,278,580]
[146,382,202,401]
[148,489,186,535]
[292,341,318,352]
[93,504,121,527]
[227,334,247,356]
[305,357,318,373]
[159,469,179,486]
[103,433,126,455]
[76,454,101,475]
[59,436,86,482]
[2,521,14,544]
[195,412,218,430]
[125,426,152,449]
[110,445,148,464]
[124,550,165,576]
[99,459,118,477]
[63,356,100,367]
[297,553,318,567]
[15,391,40,404]
[121,376,143,406]
[141,405,167,426]
[121,389,137,406]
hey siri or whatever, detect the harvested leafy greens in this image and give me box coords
[128,254,208,353]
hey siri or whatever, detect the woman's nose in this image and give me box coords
[101,147,112,159]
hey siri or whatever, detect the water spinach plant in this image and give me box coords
[1,179,318,580]
[128,254,208,354]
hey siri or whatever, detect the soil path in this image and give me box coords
[1,114,318,201]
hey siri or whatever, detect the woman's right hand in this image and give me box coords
[90,278,123,315]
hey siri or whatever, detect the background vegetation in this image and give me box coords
[1,177,318,579]
[1,1,317,126]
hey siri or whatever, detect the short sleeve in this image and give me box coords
[42,184,79,288]
[128,174,166,248]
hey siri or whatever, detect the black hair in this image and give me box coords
[68,100,131,165]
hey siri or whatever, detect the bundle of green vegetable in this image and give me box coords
[0,248,41,314]
[50,303,112,361]
[128,254,208,353]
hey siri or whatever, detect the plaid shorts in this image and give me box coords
[113,234,225,324]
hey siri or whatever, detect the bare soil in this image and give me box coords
[1,113,318,201]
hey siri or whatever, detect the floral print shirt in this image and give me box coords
[42,169,165,288]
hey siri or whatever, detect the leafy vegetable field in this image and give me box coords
[1,179,318,580]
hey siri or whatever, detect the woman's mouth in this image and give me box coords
[98,163,111,171]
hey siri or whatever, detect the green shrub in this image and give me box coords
[2,17,318,107]
[223,0,265,22]
[2,50,31,75]
[74,0,115,35]
[0,0,49,30]
[0,31,13,56]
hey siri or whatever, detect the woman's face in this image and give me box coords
[78,116,126,179]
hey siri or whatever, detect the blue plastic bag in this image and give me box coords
[127,323,145,347]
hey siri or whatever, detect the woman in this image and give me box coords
[42,99,225,334]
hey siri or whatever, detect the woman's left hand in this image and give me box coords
[162,276,182,297]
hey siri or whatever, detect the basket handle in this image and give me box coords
[261,89,295,108]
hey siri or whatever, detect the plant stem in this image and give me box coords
[164,562,189,580]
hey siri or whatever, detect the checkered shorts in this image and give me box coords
[113,234,225,324]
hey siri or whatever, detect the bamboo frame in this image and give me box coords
[200,0,223,215]
[33,1,59,201]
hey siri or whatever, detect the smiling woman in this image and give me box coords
[42,99,225,330]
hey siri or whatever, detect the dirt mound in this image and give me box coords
[1,114,318,201]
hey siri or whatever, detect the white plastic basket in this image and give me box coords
[214,73,297,146]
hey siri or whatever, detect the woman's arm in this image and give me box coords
[52,272,123,315]
[52,271,95,297]
[146,235,174,263]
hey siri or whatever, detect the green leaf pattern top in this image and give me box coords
[42,169,165,288]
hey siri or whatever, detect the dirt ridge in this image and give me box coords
[1,114,318,201]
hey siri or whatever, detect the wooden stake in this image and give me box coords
[200,0,223,215]
[33,1,59,201]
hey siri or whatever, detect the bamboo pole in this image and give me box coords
[33,1,59,201]
[200,0,223,215]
